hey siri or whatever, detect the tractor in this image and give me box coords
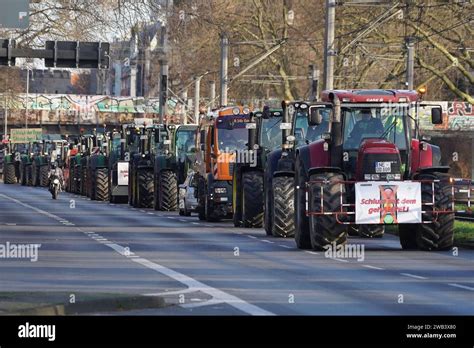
[264,101,329,237]
[194,106,252,222]
[293,89,454,251]
[232,107,283,228]
[2,141,23,184]
[128,124,158,208]
[31,135,67,187]
[85,131,110,201]
[153,124,197,211]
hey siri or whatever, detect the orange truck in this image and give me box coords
[194,106,252,221]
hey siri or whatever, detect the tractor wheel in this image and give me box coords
[233,170,243,227]
[81,168,87,196]
[157,170,178,211]
[263,174,273,236]
[271,176,295,238]
[358,225,385,238]
[138,170,154,208]
[94,168,109,201]
[308,172,347,250]
[205,196,219,222]
[74,166,81,194]
[20,165,26,186]
[294,157,312,249]
[403,172,454,251]
[4,163,16,184]
[242,171,264,228]
[26,165,33,186]
[40,165,49,187]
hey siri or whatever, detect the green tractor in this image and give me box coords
[84,131,110,201]
[232,107,283,228]
[153,124,197,211]
[129,125,156,208]
[19,143,33,186]
[31,135,67,187]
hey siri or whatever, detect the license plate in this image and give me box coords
[375,162,391,173]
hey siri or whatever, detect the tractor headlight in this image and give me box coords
[53,179,60,184]
[215,187,227,194]
[386,174,401,180]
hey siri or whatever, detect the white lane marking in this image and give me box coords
[179,219,187,222]
[1,194,64,221]
[400,273,428,280]
[279,245,292,249]
[131,257,274,316]
[363,265,384,270]
[304,251,319,255]
[181,299,225,309]
[147,213,154,215]
[167,217,175,219]
[247,235,257,239]
[192,222,200,225]
[3,193,273,315]
[140,210,146,213]
[448,283,474,291]
[261,240,274,244]
[144,288,197,297]
[6,223,17,226]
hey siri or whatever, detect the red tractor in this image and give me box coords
[294,89,454,251]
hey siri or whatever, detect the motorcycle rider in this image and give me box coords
[48,162,65,191]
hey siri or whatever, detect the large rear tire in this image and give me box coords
[400,172,454,251]
[32,162,39,186]
[242,171,264,228]
[138,170,154,208]
[26,165,33,186]
[4,163,16,184]
[94,168,109,201]
[233,171,243,227]
[271,176,295,238]
[156,170,178,211]
[294,157,312,249]
[309,172,347,250]
[40,165,49,187]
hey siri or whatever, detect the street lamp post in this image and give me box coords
[25,68,33,129]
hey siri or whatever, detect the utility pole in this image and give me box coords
[209,80,216,109]
[219,34,229,107]
[406,37,415,90]
[3,93,8,140]
[323,0,336,90]
[181,89,187,125]
[309,65,320,101]
[159,59,168,124]
[194,76,201,124]
[26,68,30,129]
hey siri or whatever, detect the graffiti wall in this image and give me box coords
[0,94,181,125]
[418,101,474,132]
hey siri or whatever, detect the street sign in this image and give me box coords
[10,128,42,143]
[0,0,29,29]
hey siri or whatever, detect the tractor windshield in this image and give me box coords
[294,110,330,146]
[216,115,250,152]
[260,117,282,151]
[343,106,408,150]
[176,129,196,156]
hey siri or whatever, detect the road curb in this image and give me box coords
[11,295,167,315]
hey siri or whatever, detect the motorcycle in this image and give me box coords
[49,175,61,199]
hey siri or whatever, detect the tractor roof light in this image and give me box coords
[398,97,408,102]
[299,103,308,110]
[243,107,250,114]
[342,98,351,102]
[287,135,296,142]
[417,86,427,95]
[232,107,240,115]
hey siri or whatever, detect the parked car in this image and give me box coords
[178,171,199,216]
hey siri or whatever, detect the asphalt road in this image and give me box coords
[0,183,473,315]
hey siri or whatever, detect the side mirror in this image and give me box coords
[431,107,443,125]
[308,107,323,126]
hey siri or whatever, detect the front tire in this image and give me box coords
[294,156,312,249]
[242,171,264,228]
[94,168,109,201]
[138,170,154,208]
[156,170,178,211]
[309,172,347,250]
[271,176,295,238]
[4,163,16,184]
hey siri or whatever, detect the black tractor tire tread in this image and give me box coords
[309,172,347,250]
[40,165,49,187]
[242,171,264,228]
[94,168,109,201]
[272,176,295,238]
[158,171,178,211]
[4,163,16,184]
[138,170,154,208]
